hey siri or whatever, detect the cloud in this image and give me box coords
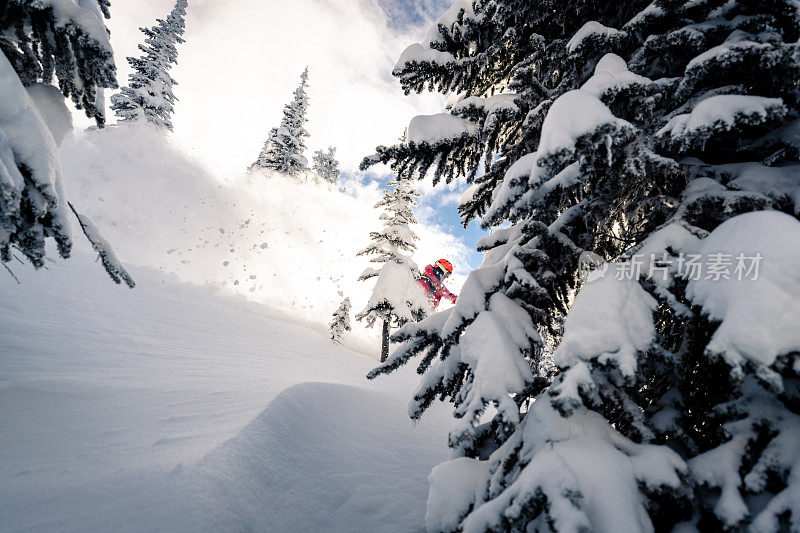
[97,0,450,178]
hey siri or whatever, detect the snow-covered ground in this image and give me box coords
[0,252,453,532]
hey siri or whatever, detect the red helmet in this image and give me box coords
[435,258,453,275]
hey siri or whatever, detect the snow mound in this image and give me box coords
[191,381,450,532]
[0,251,453,531]
[358,259,429,324]
[26,83,74,145]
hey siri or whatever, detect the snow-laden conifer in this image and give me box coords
[250,69,310,177]
[356,179,428,362]
[329,297,351,344]
[0,0,132,286]
[110,0,188,130]
[364,0,800,529]
[312,146,341,185]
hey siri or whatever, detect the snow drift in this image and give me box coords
[0,252,453,531]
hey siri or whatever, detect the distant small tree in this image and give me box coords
[250,68,310,177]
[110,0,188,130]
[312,146,341,185]
[329,297,352,344]
[356,179,427,362]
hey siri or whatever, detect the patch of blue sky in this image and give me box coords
[378,0,453,32]
[350,167,489,272]
[343,0,490,272]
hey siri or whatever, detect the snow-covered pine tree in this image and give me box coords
[110,0,188,130]
[250,68,310,177]
[356,179,428,362]
[329,297,352,344]
[0,0,134,287]
[364,1,800,530]
[1,0,116,124]
[312,146,341,185]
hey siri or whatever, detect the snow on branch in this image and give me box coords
[68,203,135,288]
[405,113,478,145]
[567,21,627,53]
[658,95,786,153]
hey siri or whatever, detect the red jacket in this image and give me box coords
[418,264,457,309]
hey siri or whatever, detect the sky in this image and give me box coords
[87,0,489,271]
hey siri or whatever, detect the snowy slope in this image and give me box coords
[59,124,467,349]
[0,252,453,532]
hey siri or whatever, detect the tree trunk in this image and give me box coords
[381,319,390,362]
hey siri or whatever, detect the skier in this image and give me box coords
[418,258,458,310]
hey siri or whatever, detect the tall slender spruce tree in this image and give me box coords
[364,0,800,530]
[111,0,188,130]
[357,179,428,362]
[250,68,310,177]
